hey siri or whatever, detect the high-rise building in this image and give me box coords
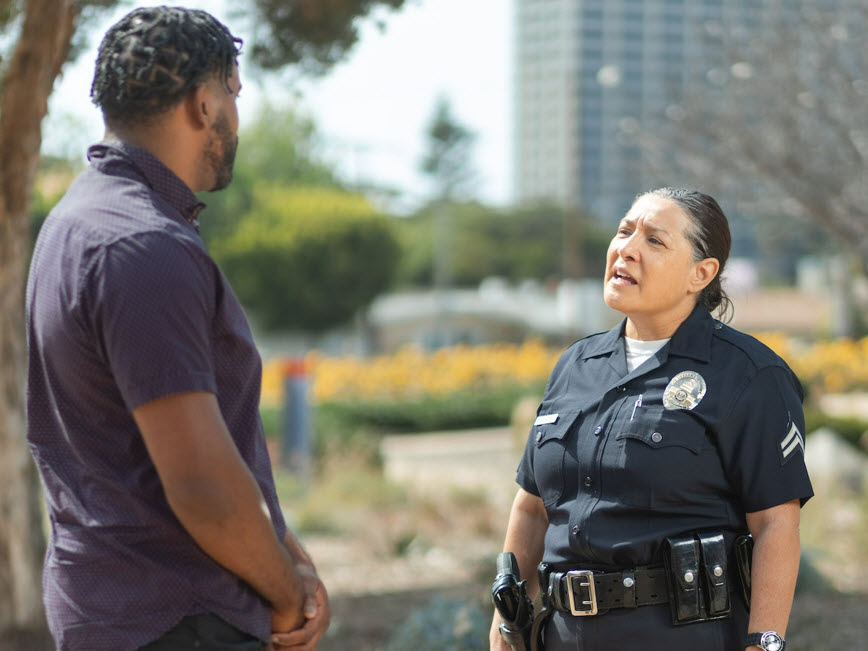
[514,0,761,221]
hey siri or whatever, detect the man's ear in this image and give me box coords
[690,257,720,295]
[185,83,213,130]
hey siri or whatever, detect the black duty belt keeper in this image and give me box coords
[662,531,733,626]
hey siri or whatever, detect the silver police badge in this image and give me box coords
[663,371,707,410]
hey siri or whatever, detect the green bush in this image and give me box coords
[213,186,400,332]
[260,404,282,440]
[804,407,868,450]
[262,382,543,461]
[316,382,544,436]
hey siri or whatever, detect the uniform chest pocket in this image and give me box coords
[531,409,581,507]
[611,408,717,508]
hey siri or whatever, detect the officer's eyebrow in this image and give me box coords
[619,216,672,239]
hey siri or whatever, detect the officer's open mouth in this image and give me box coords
[613,271,637,285]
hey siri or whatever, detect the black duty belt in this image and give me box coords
[544,566,669,616]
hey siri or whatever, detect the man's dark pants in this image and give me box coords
[139,614,264,650]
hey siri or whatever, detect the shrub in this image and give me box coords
[213,186,399,332]
[804,408,868,450]
[317,382,544,434]
[384,597,488,651]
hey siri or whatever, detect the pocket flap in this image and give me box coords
[533,409,581,446]
[617,410,706,454]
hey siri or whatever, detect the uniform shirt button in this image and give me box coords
[593,425,603,435]
[536,430,543,442]
[584,476,592,487]
[651,432,663,443]
[572,525,580,536]
[616,386,626,393]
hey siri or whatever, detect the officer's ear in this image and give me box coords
[689,257,720,295]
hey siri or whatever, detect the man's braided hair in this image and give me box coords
[91,6,242,128]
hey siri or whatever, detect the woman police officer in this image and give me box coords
[490,188,813,651]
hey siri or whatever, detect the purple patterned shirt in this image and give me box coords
[26,142,286,650]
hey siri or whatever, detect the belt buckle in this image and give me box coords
[566,570,598,616]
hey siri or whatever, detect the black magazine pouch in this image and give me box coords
[697,532,731,618]
[662,534,702,625]
[734,533,754,610]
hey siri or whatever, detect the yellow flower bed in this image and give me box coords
[261,339,562,405]
[756,334,868,394]
[261,334,868,406]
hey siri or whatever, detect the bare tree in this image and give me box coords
[632,1,868,276]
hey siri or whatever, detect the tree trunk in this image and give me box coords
[0,0,78,644]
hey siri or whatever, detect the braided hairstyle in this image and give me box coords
[91,6,242,129]
[637,187,734,322]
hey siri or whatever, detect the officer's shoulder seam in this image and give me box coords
[556,331,609,362]
[712,324,787,371]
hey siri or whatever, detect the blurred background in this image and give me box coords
[5,0,868,649]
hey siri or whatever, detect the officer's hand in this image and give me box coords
[270,566,330,650]
[489,615,511,651]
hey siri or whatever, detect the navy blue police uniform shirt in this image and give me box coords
[516,305,813,570]
[26,142,286,651]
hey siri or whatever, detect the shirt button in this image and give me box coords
[572,525,580,536]
[616,386,626,393]
[535,430,543,442]
[584,476,592,487]
[651,432,663,443]
[593,425,603,435]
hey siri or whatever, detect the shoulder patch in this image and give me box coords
[779,415,805,465]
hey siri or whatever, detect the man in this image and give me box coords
[26,7,329,650]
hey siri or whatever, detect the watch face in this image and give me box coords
[761,632,784,651]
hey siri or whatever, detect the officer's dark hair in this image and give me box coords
[91,6,242,129]
[638,187,733,322]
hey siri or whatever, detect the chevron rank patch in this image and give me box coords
[779,416,805,465]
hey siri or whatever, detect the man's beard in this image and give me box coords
[204,112,237,192]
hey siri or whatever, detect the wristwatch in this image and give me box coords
[745,631,786,650]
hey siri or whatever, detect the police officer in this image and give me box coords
[489,188,812,651]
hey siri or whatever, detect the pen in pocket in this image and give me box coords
[630,394,643,421]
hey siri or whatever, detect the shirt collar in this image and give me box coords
[581,304,716,363]
[87,141,206,229]
[667,304,716,363]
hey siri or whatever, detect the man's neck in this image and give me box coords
[103,124,199,192]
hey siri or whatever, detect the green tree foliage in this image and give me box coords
[419,97,476,296]
[250,0,406,74]
[420,96,476,199]
[212,186,399,331]
[396,200,612,287]
[199,103,339,245]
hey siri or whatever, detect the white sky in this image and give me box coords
[42,0,513,212]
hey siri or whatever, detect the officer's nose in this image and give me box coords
[618,234,639,261]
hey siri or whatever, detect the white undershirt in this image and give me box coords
[624,336,670,372]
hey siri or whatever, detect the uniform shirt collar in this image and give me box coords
[667,304,716,363]
[580,320,624,359]
[581,304,716,363]
[87,141,206,229]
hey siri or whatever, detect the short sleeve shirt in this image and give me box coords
[516,305,813,569]
[26,142,287,650]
